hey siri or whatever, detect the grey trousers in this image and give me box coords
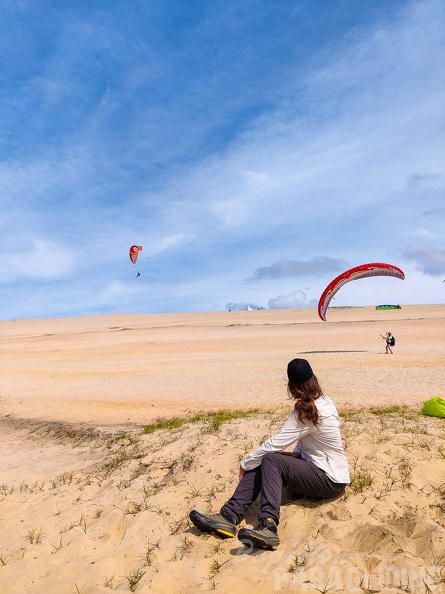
[221,453,347,526]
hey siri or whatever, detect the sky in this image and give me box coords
[0,0,444,319]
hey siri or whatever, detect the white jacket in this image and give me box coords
[241,395,350,484]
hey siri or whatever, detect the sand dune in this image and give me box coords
[0,305,444,593]
[1,305,444,425]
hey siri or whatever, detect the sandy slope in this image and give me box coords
[0,305,444,593]
[0,407,444,594]
[1,305,444,426]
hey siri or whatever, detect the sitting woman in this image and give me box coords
[189,358,350,550]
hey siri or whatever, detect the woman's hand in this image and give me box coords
[239,465,246,482]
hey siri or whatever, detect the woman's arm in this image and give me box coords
[241,411,311,471]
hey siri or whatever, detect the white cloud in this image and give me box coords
[250,257,347,281]
[209,198,249,227]
[242,169,273,190]
[407,174,442,188]
[268,290,316,309]
[0,238,75,283]
[149,1,445,263]
[1,1,444,318]
[145,233,193,256]
[402,247,445,276]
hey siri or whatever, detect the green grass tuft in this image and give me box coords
[142,418,186,434]
[338,408,363,420]
[369,405,402,415]
[142,408,261,435]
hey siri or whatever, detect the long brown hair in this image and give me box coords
[287,375,324,427]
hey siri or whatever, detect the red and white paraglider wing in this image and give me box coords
[318,262,405,321]
[129,245,143,264]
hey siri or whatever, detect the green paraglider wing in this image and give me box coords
[422,397,445,418]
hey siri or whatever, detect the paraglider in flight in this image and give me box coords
[318,262,405,321]
[129,245,143,264]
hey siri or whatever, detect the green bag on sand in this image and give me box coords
[422,397,445,418]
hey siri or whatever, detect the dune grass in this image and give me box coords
[1,403,444,593]
[339,404,421,420]
[141,408,262,435]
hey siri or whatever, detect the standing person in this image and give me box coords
[381,331,394,354]
[189,358,350,551]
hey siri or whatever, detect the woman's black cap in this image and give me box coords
[287,358,314,384]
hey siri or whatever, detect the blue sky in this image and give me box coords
[1,0,444,319]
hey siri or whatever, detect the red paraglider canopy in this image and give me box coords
[129,245,143,264]
[318,262,405,321]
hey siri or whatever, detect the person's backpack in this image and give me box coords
[389,336,395,346]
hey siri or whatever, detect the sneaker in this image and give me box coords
[189,509,237,539]
[237,517,280,550]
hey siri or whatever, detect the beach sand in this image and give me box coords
[0,305,444,593]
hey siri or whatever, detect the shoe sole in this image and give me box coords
[189,510,235,539]
[237,528,279,551]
